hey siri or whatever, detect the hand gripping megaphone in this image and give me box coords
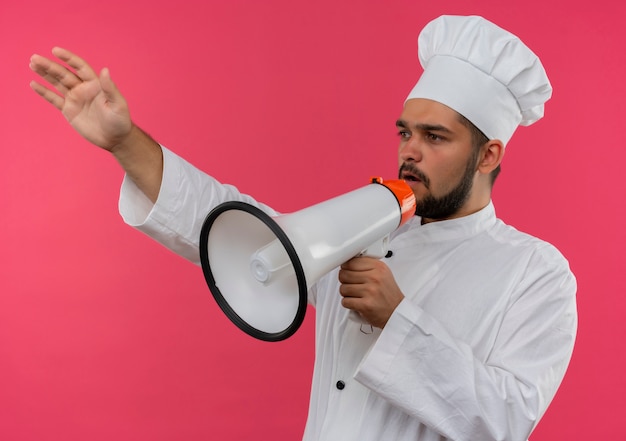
[199,177,416,342]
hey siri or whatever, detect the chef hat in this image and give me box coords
[405,15,552,146]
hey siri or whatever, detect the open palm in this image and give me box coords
[30,47,132,151]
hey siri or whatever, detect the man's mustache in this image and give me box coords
[399,163,430,189]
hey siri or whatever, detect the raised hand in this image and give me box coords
[30,47,132,152]
[30,47,163,202]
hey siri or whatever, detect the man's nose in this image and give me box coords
[399,137,422,162]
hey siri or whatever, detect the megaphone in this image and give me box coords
[199,177,415,342]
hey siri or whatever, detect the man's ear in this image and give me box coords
[478,139,505,175]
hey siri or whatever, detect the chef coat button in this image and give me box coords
[336,380,346,390]
[385,250,393,258]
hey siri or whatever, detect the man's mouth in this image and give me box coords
[399,164,429,188]
[402,172,421,182]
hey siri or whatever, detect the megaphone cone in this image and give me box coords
[199,177,415,341]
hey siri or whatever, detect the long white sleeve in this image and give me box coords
[304,204,577,441]
[118,146,277,264]
[116,148,577,441]
[355,244,577,440]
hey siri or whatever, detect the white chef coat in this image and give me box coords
[119,146,577,441]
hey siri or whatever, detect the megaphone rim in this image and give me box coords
[199,201,309,342]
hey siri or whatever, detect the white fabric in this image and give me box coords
[120,146,577,441]
[406,15,552,146]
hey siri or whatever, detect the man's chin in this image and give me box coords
[407,183,430,203]
[414,197,463,220]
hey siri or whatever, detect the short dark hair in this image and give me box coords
[457,113,501,185]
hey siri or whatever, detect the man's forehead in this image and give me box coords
[395,119,454,135]
[398,99,465,132]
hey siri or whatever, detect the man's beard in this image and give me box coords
[399,152,479,220]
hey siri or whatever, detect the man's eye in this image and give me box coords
[397,130,411,139]
[426,133,443,142]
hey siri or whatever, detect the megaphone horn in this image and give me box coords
[199,177,416,342]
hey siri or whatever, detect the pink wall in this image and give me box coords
[1,0,624,439]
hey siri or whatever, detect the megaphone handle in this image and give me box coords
[345,235,391,329]
[360,235,389,259]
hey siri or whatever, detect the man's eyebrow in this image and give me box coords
[395,119,453,134]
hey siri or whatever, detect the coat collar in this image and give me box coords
[390,201,497,246]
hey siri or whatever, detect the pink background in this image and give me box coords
[1,0,624,439]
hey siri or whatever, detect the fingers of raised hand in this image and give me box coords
[29,80,65,110]
[30,54,80,95]
[30,48,98,95]
[51,47,97,82]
